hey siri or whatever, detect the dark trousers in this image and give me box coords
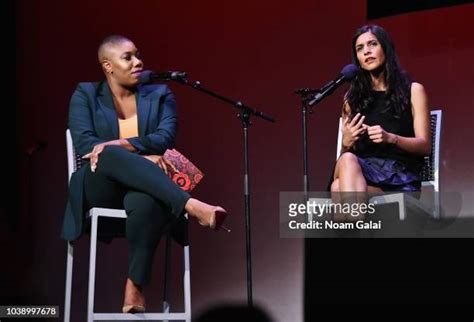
[83,146,190,285]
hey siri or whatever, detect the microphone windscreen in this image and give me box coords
[340,64,359,80]
[138,70,153,84]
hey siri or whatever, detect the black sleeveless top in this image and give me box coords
[350,90,424,174]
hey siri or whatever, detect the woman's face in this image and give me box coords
[103,40,144,86]
[355,31,385,72]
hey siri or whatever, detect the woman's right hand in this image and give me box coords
[83,142,108,172]
[341,113,367,150]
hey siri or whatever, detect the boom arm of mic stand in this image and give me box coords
[173,78,276,123]
[307,85,335,106]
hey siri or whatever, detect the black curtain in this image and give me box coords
[368,0,474,19]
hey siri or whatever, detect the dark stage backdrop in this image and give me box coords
[367,0,474,18]
[9,0,474,320]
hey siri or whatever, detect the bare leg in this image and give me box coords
[330,178,342,207]
[333,152,367,192]
[122,278,146,313]
[331,153,368,221]
[367,185,384,194]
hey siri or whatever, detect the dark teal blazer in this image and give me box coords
[61,81,185,242]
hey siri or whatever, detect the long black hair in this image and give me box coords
[345,25,411,119]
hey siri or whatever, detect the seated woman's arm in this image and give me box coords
[68,84,109,156]
[125,86,177,155]
[69,84,137,171]
[340,101,366,154]
[395,82,432,155]
[366,82,432,156]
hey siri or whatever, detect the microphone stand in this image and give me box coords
[294,88,318,202]
[172,77,275,306]
[295,80,346,217]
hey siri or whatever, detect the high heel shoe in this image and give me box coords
[198,206,231,232]
[209,208,231,232]
[122,304,146,313]
[122,278,146,313]
[187,199,231,232]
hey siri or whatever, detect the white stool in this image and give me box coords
[64,129,191,322]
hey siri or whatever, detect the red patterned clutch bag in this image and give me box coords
[163,149,204,191]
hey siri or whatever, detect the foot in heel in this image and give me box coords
[186,199,230,232]
[122,278,146,313]
[209,207,230,232]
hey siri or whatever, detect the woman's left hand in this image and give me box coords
[367,125,397,144]
[142,155,177,176]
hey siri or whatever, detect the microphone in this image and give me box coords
[308,64,359,106]
[139,70,187,83]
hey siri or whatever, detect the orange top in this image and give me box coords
[118,114,139,139]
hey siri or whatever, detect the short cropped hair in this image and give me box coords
[97,34,132,62]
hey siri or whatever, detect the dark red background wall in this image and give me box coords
[6,1,474,320]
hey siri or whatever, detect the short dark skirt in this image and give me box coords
[357,156,421,192]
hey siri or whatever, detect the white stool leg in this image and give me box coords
[163,235,171,322]
[64,241,74,322]
[88,213,98,322]
[307,198,333,222]
[184,243,191,322]
[370,193,406,220]
[433,182,441,219]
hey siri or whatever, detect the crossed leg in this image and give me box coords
[330,152,383,221]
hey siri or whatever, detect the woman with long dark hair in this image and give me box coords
[330,25,431,194]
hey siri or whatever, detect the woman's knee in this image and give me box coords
[99,145,127,162]
[338,152,359,166]
[96,146,135,174]
[336,152,361,172]
[330,179,340,192]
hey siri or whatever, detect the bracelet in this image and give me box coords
[392,134,398,146]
